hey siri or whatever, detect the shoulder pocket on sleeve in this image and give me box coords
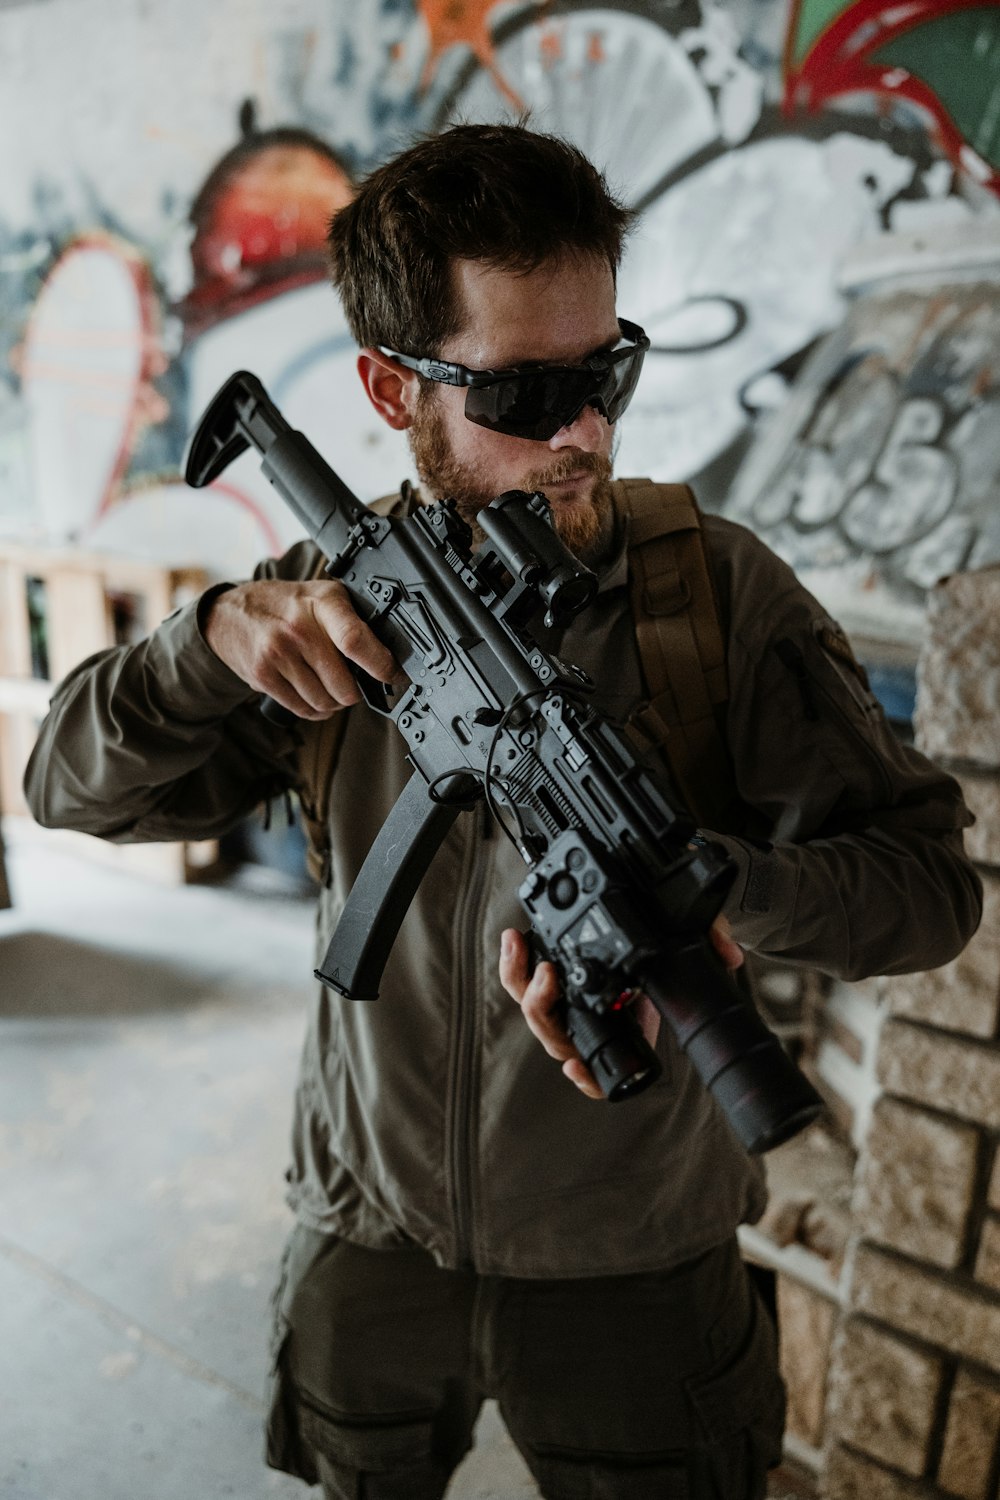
[775,622,896,808]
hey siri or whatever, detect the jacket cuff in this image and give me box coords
[706,832,800,951]
[143,593,259,714]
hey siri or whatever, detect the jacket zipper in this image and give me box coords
[447,804,493,1268]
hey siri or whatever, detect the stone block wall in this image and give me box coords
[824,567,1000,1500]
[741,1122,852,1471]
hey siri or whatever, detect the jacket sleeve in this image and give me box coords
[702,518,983,980]
[23,543,321,844]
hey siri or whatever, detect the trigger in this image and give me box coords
[355,668,393,716]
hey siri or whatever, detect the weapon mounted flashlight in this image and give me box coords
[478,490,597,628]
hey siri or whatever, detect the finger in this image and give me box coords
[708,919,744,973]
[561,1057,605,1100]
[256,661,346,721]
[634,993,661,1049]
[276,603,365,708]
[720,940,744,972]
[314,591,399,685]
[278,598,366,707]
[498,928,533,999]
[278,647,362,715]
[519,963,577,1063]
[500,932,603,1096]
[236,595,359,715]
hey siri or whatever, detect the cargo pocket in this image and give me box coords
[268,1239,294,1371]
[265,1228,345,1487]
[266,1338,320,1486]
[297,1399,447,1500]
[685,1295,786,1496]
[528,1446,691,1500]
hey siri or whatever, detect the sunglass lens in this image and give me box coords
[603,346,646,422]
[464,343,646,440]
[466,370,593,440]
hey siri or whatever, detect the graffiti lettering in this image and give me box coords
[730,283,1000,624]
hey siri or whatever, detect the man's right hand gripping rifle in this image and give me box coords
[188,371,822,1156]
[203,573,401,723]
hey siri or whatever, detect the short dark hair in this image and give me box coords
[327,122,634,356]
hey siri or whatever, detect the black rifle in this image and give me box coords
[186,371,822,1153]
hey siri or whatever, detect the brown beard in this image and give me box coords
[408,387,615,566]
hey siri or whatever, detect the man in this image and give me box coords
[25,125,981,1500]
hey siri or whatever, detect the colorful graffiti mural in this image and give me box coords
[0,0,997,632]
[179,109,354,337]
[722,269,1000,642]
[16,233,166,540]
[422,0,990,488]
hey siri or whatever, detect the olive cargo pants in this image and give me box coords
[266,1228,785,1500]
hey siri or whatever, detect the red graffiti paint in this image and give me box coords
[181,139,354,336]
[782,0,1000,195]
[586,31,607,66]
[539,26,563,67]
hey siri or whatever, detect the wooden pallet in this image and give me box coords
[0,543,216,884]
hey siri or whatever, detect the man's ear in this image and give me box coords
[357,349,419,430]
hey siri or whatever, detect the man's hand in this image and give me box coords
[499,917,745,1101]
[203,580,400,721]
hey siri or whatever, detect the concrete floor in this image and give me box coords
[0,820,814,1500]
[0,820,539,1500]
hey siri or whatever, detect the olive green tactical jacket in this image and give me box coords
[24,496,982,1277]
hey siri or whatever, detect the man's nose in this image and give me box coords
[548,399,609,452]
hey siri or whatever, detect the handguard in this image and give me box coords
[185,372,823,1153]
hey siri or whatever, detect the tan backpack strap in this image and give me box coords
[294,487,409,882]
[614,479,736,828]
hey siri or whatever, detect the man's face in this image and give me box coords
[408,254,622,563]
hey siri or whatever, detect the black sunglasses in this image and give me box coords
[380,318,649,442]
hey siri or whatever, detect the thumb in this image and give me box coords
[709,914,744,972]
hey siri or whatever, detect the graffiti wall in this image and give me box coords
[0,0,997,628]
[722,244,1000,643]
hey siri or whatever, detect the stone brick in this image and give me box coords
[954,771,1000,868]
[855,1098,980,1268]
[878,1020,1000,1131]
[851,1244,1000,1373]
[975,1217,1000,1294]
[829,1317,942,1476]
[777,1275,837,1448]
[825,1440,928,1500]
[886,871,1000,1040]
[990,1147,1000,1214]
[915,569,1000,769]
[938,1367,1000,1500]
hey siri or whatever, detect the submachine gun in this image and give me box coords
[186,371,822,1154]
